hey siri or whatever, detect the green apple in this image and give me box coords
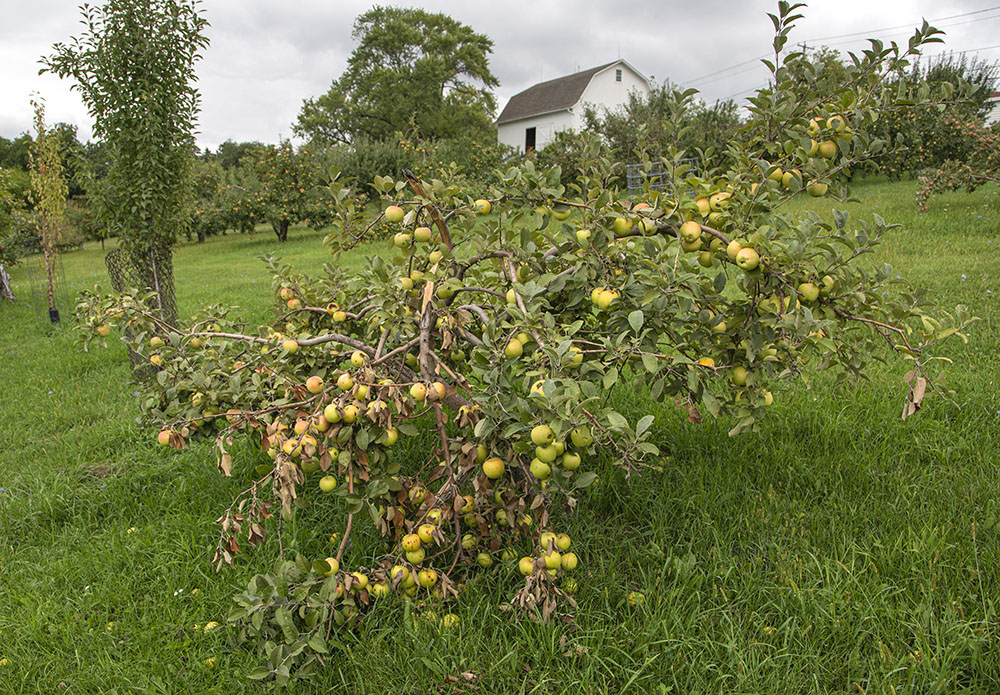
[595,289,618,310]
[535,444,558,463]
[798,282,820,302]
[385,205,405,223]
[561,452,581,470]
[483,457,504,479]
[736,247,760,271]
[409,383,427,402]
[679,220,702,243]
[709,191,731,210]
[818,140,837,159]
[529,458,551,480]
[807,182,828,197]
[504,338,523,358]
[530,424,554,446]
[570,427,593,448]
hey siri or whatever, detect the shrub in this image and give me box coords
[75,9,976,685]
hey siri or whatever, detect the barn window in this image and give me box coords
[615,68,622,82]
[525,127,536,151]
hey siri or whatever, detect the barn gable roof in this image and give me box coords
[496,61,635,125]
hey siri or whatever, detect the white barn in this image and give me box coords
[987,91,1000,124]
[496,60,651,153]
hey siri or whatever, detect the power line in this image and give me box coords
[682,5,1000,88]
[801,4,1000,43]
[717,43,1000,103]
[821,13,1000,50]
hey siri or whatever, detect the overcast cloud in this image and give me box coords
[2,0,998,149]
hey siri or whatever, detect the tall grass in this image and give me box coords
[0,179,997,693]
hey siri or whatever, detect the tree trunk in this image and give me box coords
[40,217,59,321]
[274,219,289,242]
[128,246,179,327]
[197,228,206,243]
[0,264,14,300]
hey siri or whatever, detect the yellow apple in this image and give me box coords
[482,457,504,479]
[504,338,523,358]
[818,140,837,159]
[735,247,760,271]
[384,205,405,223]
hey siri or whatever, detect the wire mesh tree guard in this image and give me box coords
[105,245,179,376]
[23,251,71,325]
[626,158,702,197]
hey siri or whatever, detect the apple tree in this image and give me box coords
[76,5,975,683]
[248,141,319,242]
[915,117,999,210]
[0,170,22,300]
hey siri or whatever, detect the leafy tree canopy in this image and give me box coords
[43,0,209,255]
[583,84,743,169]
[295,6,499,145]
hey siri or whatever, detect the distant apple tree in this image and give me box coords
[76,4,975,684]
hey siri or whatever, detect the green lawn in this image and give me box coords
[1,179,998,694]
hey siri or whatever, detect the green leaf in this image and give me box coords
[713,271,727,293]
[307,632,328,654]
[573,472,598,489]
[636,414,654,437]
[641,353,659,374]
[628,310,644,334]
[606,411,628,429]
[603,368,618,389]
[248,667,272,680]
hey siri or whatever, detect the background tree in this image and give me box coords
[873,53,999,179]
[294,7,498,145]
[582,84,743,172]
[43,0,210,325]
[250,141,319,242]
[0,170,23,300]
[208,139,264,170]
[219,163,264,235]
[916,119,1000,210]
[28,98,69,322]
[185,158,226,242]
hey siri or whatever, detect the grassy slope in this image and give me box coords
[0,180,997,694]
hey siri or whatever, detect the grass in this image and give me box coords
[1,178,998,693]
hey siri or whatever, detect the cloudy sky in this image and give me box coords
[2,0,998,150]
